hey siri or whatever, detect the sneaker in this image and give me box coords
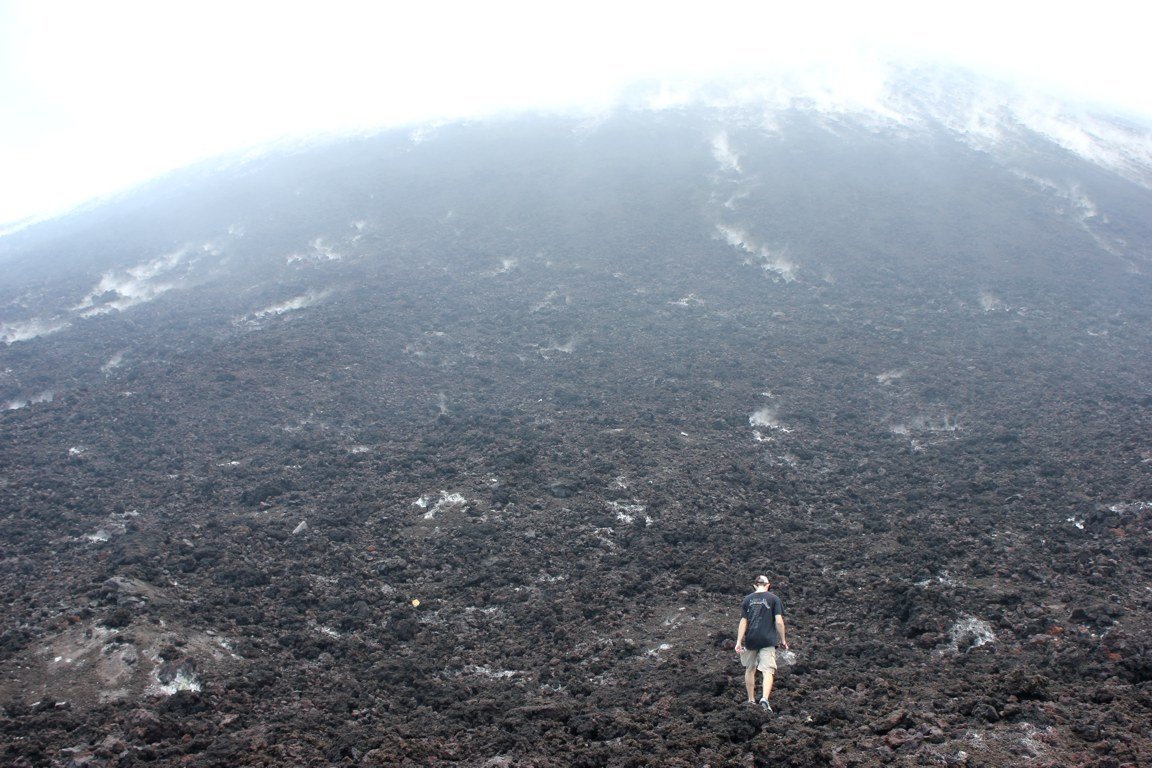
[758,698,772,712]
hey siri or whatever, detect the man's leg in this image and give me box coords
[761,669,775,701]
[744,664,757,702]
[758,647,779,704]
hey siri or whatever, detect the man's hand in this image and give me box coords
[734,643,744,653]
[780,640,789,651]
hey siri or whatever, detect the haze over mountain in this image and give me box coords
[1,68,1150,766]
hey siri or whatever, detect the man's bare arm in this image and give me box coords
[775,615,788,649]
[735,617,748,651]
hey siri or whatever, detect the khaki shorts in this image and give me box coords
[740,646,777,673]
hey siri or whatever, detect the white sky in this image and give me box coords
[2,0,1151,227]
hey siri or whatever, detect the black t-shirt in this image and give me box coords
[741,590,784,649]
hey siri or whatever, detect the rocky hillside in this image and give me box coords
[1,90,1151,766]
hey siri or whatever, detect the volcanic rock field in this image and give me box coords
[1,102,1151,766]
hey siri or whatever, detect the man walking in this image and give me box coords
[734,574,788,711]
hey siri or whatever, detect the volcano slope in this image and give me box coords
[1,102,1151,767]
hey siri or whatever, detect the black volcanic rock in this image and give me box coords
[1,86,1151,766]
